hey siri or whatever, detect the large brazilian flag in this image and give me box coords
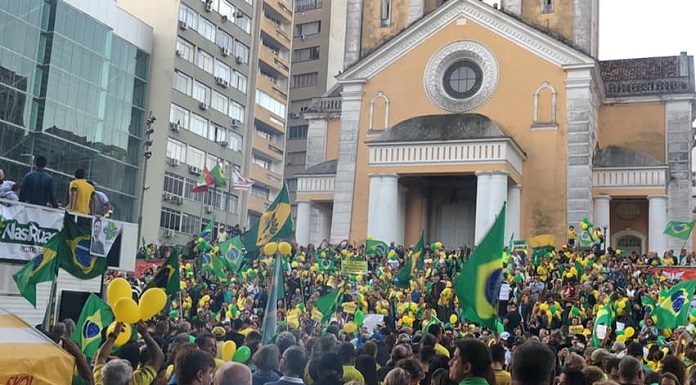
[664,220,696,241]
[241,184,293,256]
[59,214,107,279]
[655,279,696,329]
[70,294,113,359]
[454,204,505,331]
[12,233,63,307]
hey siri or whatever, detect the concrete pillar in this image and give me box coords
[489,171,509,221]
[344,0,363,67]
[506,184,521,242]
[475,172,491,245]
[316,206,331,244]
[295,201,311,246]
[648,195,668,254]
[367,174,400,243]
[593,195,611,248]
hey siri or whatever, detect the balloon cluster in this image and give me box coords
[105,278,167,346]
[220,340,251,363]
[263,241,292,256]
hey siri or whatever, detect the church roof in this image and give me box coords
[599,54,695,97]
[369,113,511,142]
[302,159,338,175]
[593,146,663,168]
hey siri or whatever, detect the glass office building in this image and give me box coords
[0,0,152,220]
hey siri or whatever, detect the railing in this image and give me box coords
[307,97,342,113]
[297,175,336,193]
[592,166,667,188]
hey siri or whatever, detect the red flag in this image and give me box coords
[192,167,214,192]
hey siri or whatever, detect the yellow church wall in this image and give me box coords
[296,192,334,202]
[597,103,666,162]
[361,0,411,56]
[348,17,570,243]
[521,0,574,45]
[325,118,342,161]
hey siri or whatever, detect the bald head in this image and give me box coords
[214,362,251,385]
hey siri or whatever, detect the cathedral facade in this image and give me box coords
[293,0,696,254]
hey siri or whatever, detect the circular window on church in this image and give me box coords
[443,61,482,99]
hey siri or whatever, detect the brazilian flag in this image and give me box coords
[145,248,181,295]
[59,214,107,279]
[366,239,389,256]
[664,221,696,241]
[219,235,244,273]
[642,295,656,316]
[454,204,506,331]
[592,302,614,347]
[316,288,343,324]
[12,234,62,307]
[70,294,113,359]
[394,232,425,289]
[241,184,293,256]
[318,257,335,272]
[655,279,696,329]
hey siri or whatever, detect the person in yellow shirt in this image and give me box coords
[67,168,96,214]
[338,342,366,385]
[491,344,511,385]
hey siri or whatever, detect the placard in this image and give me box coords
[341,259,368,275]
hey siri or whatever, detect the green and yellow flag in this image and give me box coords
[366,239,389,256]
[394,232,424,289]
[145,248,181,295]
[210,164,227,188]
[316,288,342,324]
[219,235,244,273]
[654,279,696,329]
[664,221,696,241]
[454,204,505,331]
[642,295,656,316]
[242,184,293,256]
[59,214,107,279]
[592,302,614,347]
[12,234,62,307]
[70,294,114,359]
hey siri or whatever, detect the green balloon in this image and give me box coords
[496,321,504,334]
[233,346,252,363]
[550,304,557,314]
[169,310,180,318]
[571,307,580,316]
[354,310,365,326]
[188,335,195,343]
[657,336,666,345]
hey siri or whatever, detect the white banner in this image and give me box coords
[90,217,122,257]
[0,204,63,261]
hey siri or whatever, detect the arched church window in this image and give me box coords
[380,0,391,27]
[369,92,390,131]
[542,0,554,13]
[532,81,557,129]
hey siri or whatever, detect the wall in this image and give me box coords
[598,103,666,162]
[361,0,410,56]
[520,0,574,46]
[609,198,649,250]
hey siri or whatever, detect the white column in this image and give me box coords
[506,184,521,242]
[295,201,311,246]
[593,195,611,248]
[316,206,331,244]
[489,171,509,221]
[648,195,668,254]
[475,172,491,245]
[367,174,400,243]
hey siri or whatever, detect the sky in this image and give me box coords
[482,0,696,60]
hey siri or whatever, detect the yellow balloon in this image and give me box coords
[221,340,237,361]
[449,314,458,324]
[264,242,278,256]
[106,322,132,347]
[663,328,672,338]
[356,275,363,282]
[344,322,357,334]
[624,327,635,338]
[113,297,141,324]
[107,278,131,308]
[278,242,292,255]
[139,288,167,320]
[616,335,626,343]
[288,318,300,329]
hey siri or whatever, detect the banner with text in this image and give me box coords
[639,266,696,280]
[0,204,63,261]
[341,259,368,275]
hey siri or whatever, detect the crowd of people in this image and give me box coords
[46,233,696,385]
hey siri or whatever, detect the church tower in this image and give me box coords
[501,0,599,57]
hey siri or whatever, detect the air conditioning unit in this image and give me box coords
[231,119,241,127]
[173,196,184,205]
[289,112,300,119]
[221,47,230,57]
[168,158,180,167]
[205,0,213,12]
[235,11,244,18]
[205,205,214,214]
[215,76,225,86]
[163,192,173,201]
[222,80,229,88]
[235,56,243,64]
[189,166,201,175]
[178,20,188,30]
[170,122,181,132]
[175,49,182,57]
[221,14,228,22]
[300,34,306,40]
[217,141,228,147]
[199,102,208,111]
[164,229,175,238]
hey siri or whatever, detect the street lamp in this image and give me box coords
[137,112,156,245]
[602,225,608,251]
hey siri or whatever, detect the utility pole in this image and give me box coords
[137,112,156,245]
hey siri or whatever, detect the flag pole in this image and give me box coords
[225,164,231,231]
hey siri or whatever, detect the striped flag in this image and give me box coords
[231,168,253,191]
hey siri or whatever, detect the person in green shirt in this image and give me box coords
[448,339,492,385]
[509,341,557,385]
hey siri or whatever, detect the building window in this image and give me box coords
[189,113,208,137]
[181,213,198,234]
[196,49,214,74]
[173,71,192,95]
[285,152,305,165]
[211,90,228,113]
[232,71,247,93]
[179,4,198,30]
[170,104,190,128]
[295,21,320,38]
[291,72,319,88]
[443,61,482,99]
[293,46,320,62]
[380,0,391,27]
[289,125,308,139]
[253,155,272,170]
[216,29,233,50]
[214,60,231,83]
[251,185,270,200]
[542,0,554,13]
[176,38,194,62]
[166,138,186,162]
[225,193,239,214]
[229,100,245,122]
[228,131,242,151]
[295,0,322,12]
[164,172,185,196]
[256,90,286,117]
[197,17,216,42]
[210,123,226,143]
[235,12,251,34]
[187,146,205,168]
[160,208,182,231]
[193,81,211,104]
[218,0,235,20]
[234,41,250,64]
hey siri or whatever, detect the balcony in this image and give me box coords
[593,166,668,189]
[253,134,284,161]
[306,96,342,114]
[259,45,290,78]
[257,75,288,101]
[254,105,286,132]
[264,0,293,23]
[248,194,269,214]
[297,175,335,193]
[251,164,283,189]
[261,16,291,47]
